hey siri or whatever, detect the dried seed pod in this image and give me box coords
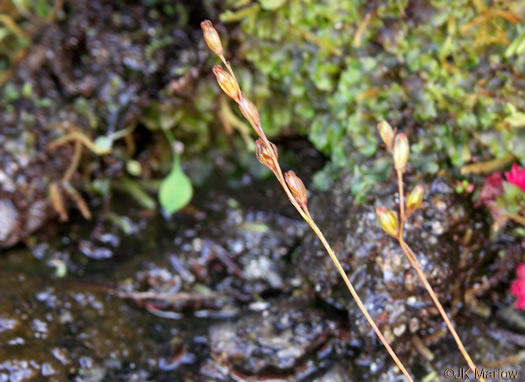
[377,120,394,151]
[200,20,223,57]
[255,138,278,173]
[376,207,399,238]
[406,185,425,212]
[393,133,409,172]
[285,170,308,210]
[238,93,263,137]
[212,65,240,101]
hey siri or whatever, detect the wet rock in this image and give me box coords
[205,299,340,380]
[313,365,353,382]
[124,190,307,314]
[0,200,18,246]
[0,182,54,249]
[1,175,522,381]
[299,173,492,344]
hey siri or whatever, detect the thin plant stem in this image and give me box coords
[396,173,484,382]
[493,213,525,231]
[399,240,484,382]
[202,25,414,380]
[397,170,405,235]
[306,218,413,382]
[240,92,414,382]
[269,153,413,381]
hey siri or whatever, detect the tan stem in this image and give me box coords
[493,213,525,231]
[268,152,413,382]
[397,170,405,237]
[399,241,484,382]
[396,173,484,382]
[306,219,413,382]
[209,46,412,381]
[62,140,82,183]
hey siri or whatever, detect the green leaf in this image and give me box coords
[159,157,193,215]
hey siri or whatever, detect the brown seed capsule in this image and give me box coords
[376,207,399,238]
[393,132,409,172]
[201,20,223,57]
[212,65,240,101]
[406,185,425,212]
[285,170,308,210]
[377,120,394,151]
[255,138,278,173]
[238,93,263,137]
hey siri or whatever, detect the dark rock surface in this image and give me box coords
[0,176,523,381]
[298,172,501,350]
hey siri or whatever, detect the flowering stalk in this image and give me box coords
[202,20,413,382]
[377,121,485,382]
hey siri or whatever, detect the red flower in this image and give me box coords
[511,264,525,310]
[505,163,525,192]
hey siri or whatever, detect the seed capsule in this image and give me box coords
[201,20,223,57]
[212,65,240,101]
[377,120,394,151]
[406,185,425,212]
[285,170,308,210]
[376,207,399,238]
[393,133,409,172]
[255,138,278,174]
[239,93,263,137]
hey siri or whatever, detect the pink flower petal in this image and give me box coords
[511,279,524,297]
[505,163,525,192]
[516,297,525,310]
[511,264,525,310]
[517,264,525,279]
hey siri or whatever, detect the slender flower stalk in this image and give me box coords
[377,121,485,382]
[202,20,413,382]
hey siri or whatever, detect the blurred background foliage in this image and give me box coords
[1,0,524,213]
[216,0,525,199]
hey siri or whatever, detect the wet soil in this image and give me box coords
[1,165,524,381]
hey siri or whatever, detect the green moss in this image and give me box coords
[222,0,525,198]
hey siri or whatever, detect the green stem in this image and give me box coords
[162,128,180,168]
